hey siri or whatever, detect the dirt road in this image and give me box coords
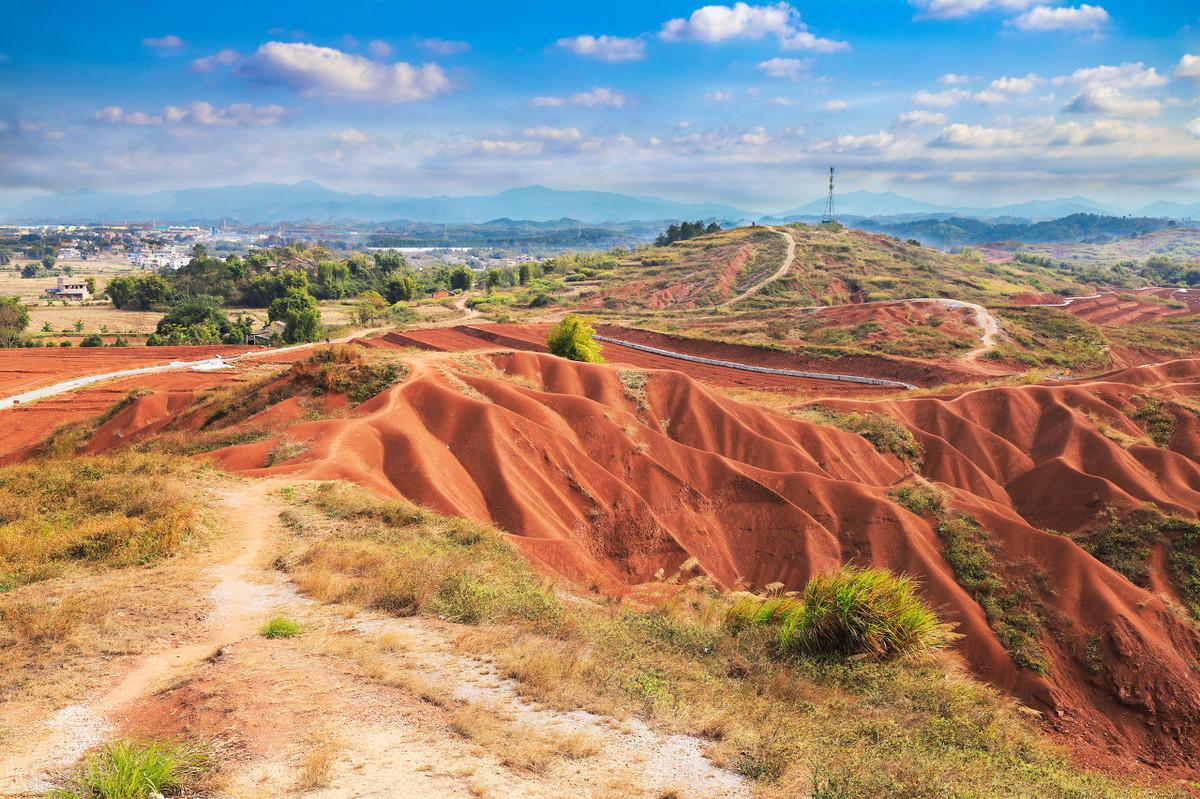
[715,227,795,309]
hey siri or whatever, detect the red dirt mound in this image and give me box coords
[0,345,258,396]
[11,344,1200,778]
[61,349,1197,776]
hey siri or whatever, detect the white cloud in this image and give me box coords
[522,126,584,143]
[913,88,970,107]
[331,128,368,144]
[417,38,471,56]
[813,129,895,153]
[461,139,543,157]
[822,99,849,112]
[705,90,734,102]
[367,40,393,58]
[932,123,1024,148]
[770,96,800,106]
[910,0,1037,20]
[939,72,976,85]
[896,110,947,126]
[240,42,450,103]
[1172,54,1200,81]
[1054,62,1167,90]
[660,3,847,53]
[1009,4,1110,32]
[973,89,1007,104]
[191,49,242,73]
[757,57,809,80]
[570,87,627,108]
[1063,86,1162,117]
[530,96,565,107]
[143,34,184,49]
[93,101,288,127]
[556,34,646,62]
[1189,118,1200,139]
[990,73,1039,93]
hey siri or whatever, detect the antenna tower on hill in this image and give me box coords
[821,166,836,224]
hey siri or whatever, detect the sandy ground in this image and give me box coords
[0,477,750,799]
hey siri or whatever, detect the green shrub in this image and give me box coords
[48,738,210,799]
[889,482,945,516]
[546,314,604,363]
[796,407,923,467]
[1127,396,1176,447]
[727,567,956,660]
[80,333,104,347]
[260,617,301,638]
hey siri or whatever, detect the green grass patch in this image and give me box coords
[1126,396,1177,447]
[47,738,212,799]
[260,617,302,638]
[889,481,946,516]
[795,406,923,467]
[935,513,1050,675]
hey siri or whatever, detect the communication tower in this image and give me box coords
[821,166,836,224]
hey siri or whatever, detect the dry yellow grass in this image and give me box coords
[296,729,341,791]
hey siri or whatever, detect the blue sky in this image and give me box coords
[1,0,1198,210]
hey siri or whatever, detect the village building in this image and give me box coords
[44,275,90,301]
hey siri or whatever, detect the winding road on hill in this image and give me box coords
[714,227,796,309]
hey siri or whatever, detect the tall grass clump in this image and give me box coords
[48,738,211,799]
[727,567,956,659]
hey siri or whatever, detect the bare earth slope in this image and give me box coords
[72,347,1200,777]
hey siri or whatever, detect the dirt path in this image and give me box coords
[0,328,385,412]
[714,227,795,309]
[805,297,1001,361]
[3,478,750,799]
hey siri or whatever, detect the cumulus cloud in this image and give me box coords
[556,34,646,62]
[239,42,450,103]
[1173,54,1200,81]
[190,49,241,73]
[1054,62,1167,89]
[913,88,970,107]
[990,73,1040,93]
[939,72,976,85]
[93,101,288,127]
[895,110,948,126]
[909,0,1037,20]
[812,129,895,153]
[1063,86,1162,118]
[530,96,565,107]
[1189,118,1200,139]
[932,123,1024,148]
[660,3,847,53]
[705,90,734,102]
[822,99,849,112]
[757,57,809,80]
[1008,4,1110,32]
[143,34,184,49]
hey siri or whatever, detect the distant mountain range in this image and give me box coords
[858,213,1180,250]
[1,181,1194,224]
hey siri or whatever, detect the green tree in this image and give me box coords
[449,267,473,292]
[269,288,322,344]
[518,263,532,286]
[73,320,84,333]
[85,277,96,295]
[150,296,250,345]
[0,297,30,347]
[105,273,170,310]
[384,272,417,303]
[546,315,604,363]
[353,291,390,325]
[80,333,104,347]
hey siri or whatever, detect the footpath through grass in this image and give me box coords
[273,480,1183,799]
